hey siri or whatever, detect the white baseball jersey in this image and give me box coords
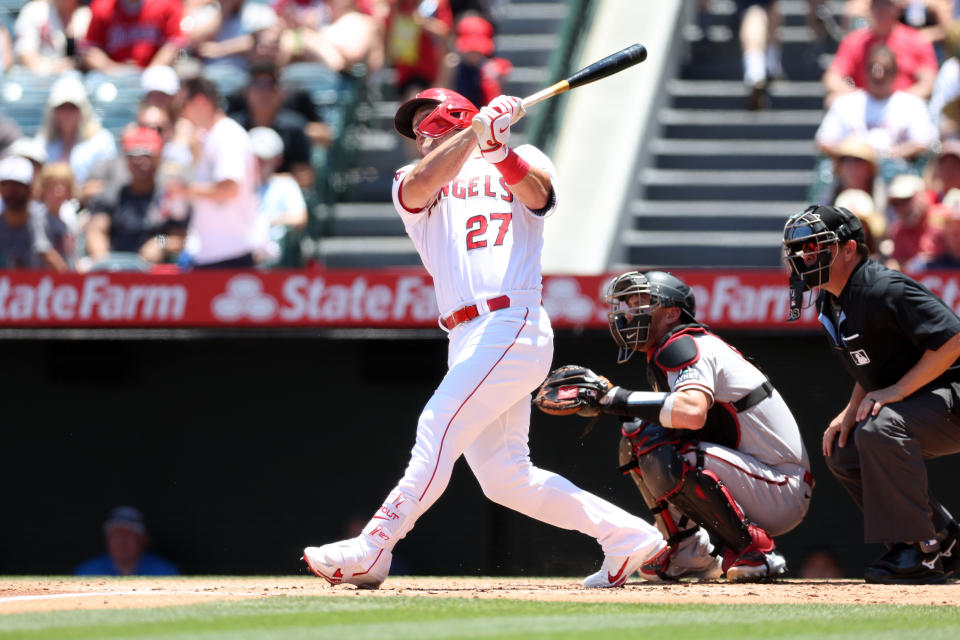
[665,332,809,471]
[391,144,557,317]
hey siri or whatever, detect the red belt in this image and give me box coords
[441,295,511,330]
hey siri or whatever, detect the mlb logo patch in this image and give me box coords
[558,386,579,400]
[850,349,870,366]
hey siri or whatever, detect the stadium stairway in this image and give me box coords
[313,0,571,267]
[617,0,838,269]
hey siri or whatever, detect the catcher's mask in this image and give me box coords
[782,205,864,321]
[394,88,479,140]
[604,270,697,363]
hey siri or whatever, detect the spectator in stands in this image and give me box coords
[35,75,117,187]
[887,172,943,270]
[0,17,11,75]
[13,0,91,75]
[249,126,307,265]
[815,44,935,183]
[75,506,178,576]
[0,156,62,270]
[280,0,382,72]
[170,76,259,268]
[929,21,960,138]
[6,137,48,181]
[80,0,183,73]
[835,187,890,260]
[738,1,784,110]
[384,0,453,96]
[924,188,960,268]
[447,13,511,109]
[810,135,882,208]
[896,0,954,46]
[229,59,314,189]
[931,139,960,202]
[823,0,937,106]
[86,126,184,266]
[140,65,181,117]
[183,0,279,71]
[37,162,79,268]
[0,115,22,157]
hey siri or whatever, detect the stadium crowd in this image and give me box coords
[0,0,504,270]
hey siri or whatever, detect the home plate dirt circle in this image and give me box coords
[0,577,957,613]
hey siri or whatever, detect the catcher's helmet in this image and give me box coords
[394,88,479,140]
[603,270,696,363]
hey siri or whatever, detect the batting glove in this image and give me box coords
[474,95,523,164]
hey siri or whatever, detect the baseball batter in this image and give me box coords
[535,271,812,581]
[302,90,665,588]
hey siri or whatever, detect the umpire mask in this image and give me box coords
[782,205,864,321]
[604,270,696,363]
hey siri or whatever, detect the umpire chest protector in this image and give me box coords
[646,325,769,450]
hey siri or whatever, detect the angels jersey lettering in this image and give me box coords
[391,145,558,316]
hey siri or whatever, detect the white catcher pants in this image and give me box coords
[367,303,662,559]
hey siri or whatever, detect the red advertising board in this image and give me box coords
[2,268,960,330]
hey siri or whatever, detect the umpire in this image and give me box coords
[783,205,960,584]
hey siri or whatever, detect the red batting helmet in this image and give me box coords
[394,88,479,140]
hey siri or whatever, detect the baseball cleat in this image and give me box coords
[639,540,723,583]
[725,550,787,582]
[863,543,946,585]
[302,536,392,589]
[584,542,668,588]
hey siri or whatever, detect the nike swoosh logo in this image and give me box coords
[498,125,509,134]
[607,557,630,584]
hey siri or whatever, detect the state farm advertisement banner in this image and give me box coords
[3,268,960,329]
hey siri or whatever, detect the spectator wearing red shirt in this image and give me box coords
[886,173,943,271]
[823,0,937,107]
[448,13,511,109]
[80,0,183,73]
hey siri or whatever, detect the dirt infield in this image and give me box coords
[0,577,957,613]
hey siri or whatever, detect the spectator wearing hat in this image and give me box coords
[448,12,511,109]
[140,65,182,116]
[75,506,178,576]
[823,0,937,107]
[80,0,184,73]
[924,188,960,270]
[229,59,314,189]
[35,75,117,187]
[6,137,49,177]
[250,126,307,266]
[887,172,943,271]
[811,135,882,208]
[0,156,63,270]
[13,0,91,75]
[85,126,185,267]
[834,187,890,260]
[816,44,936,184]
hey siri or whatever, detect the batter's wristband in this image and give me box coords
[493,150,530,185]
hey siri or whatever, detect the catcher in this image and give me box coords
[535,270,813,582]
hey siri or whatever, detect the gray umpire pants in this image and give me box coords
[826,383,960,544]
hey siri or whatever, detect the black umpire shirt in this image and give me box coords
[816,258,960,391]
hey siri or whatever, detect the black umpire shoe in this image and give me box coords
[937,521,959,577]
[864,543,947,585]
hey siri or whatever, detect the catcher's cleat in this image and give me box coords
[303,536,392,589]
[725,549,787,582]
[584,542,668,588]
[723,524,786,582]
[639,544,723,583]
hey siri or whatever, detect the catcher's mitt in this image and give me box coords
[533,365,615,417]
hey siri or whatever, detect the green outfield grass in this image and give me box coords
[2,596,960,640]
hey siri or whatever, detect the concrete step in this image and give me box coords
[641,168,813,201]
[651,138,817,170]
[668,79,825,110]
[494,34,558,67]
[621,230,785,268]
[658,108,822,140]
[630,199,806,232]
[329,202,404,237]
[314,236,421,268]
[497,2,568,35]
